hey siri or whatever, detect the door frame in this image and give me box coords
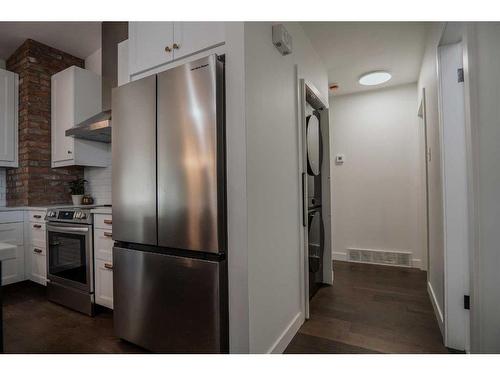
[418,88,430,275]
[296,78,331,320]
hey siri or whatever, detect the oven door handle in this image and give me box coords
[47,225,89,234]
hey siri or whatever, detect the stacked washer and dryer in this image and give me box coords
[306,111,324,299]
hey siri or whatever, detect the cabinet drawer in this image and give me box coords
[94,228,113,261]
[28,210,46,223]
[94,214,113,230]
[29,222,46,243]
[95,258,113,309]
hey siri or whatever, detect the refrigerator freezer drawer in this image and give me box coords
[113,246,228,353]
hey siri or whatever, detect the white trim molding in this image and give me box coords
[268,312,304,354]
[428,281,444,335]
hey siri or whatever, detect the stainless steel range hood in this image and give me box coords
[65,110,112,142]
[65,22,128,143]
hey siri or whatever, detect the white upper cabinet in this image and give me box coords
[0,68,18,168]
[172,22,225,59]
[51,66,110,168]
[128,22,225,77]
[129,22,174,76]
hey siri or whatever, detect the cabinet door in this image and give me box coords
[51,69,74,163]
[0,222,24,285]
[173,22,225,60]
[30,245,46,286]
[95,259,113,309]
[0,69,18,167]
[129,22,174,76]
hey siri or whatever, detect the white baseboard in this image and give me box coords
[268,312,304,354]
[427,281,444,336]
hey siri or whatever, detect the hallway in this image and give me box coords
[285,261,449,353]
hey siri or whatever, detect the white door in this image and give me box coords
[173,22,225,60]
[0,69,18,167]
[129,22,174,76]
[438,42,470,352]
[51,70,74,163]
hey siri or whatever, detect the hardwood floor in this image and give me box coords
[285,261,449,354]
[1,281,147,354]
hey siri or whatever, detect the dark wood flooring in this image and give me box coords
[2,261,448,354]
[285,261,449,354]
[1,281,147,354]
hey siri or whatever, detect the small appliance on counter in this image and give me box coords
[45,207,95,316]
[81,195,94,205]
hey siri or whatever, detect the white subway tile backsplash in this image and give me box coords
[84,165,112,205]
[0,168,6,206]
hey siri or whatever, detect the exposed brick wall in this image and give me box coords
[6,39,84,206]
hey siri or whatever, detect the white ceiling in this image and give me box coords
[0,22,101,61]
[301,22,430,96]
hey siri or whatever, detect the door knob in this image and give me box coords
[173,43,180,50]
[165,46,172,53]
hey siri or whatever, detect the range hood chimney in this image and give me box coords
[66,22,128,143]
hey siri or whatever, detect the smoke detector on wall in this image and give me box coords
[272,24,293,56]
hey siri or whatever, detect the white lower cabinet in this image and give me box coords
[30,243,47,285]
[26,210,47,286]
[93,213,113,309]
[0,212,24,285]
[95,259,113,309]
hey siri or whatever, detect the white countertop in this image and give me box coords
[90,207,112,215]
[0,205,112,212]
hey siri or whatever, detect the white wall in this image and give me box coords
[467,22,500,353]
[1,60,8,204]
[83,48,111,205]
[85,48,102,76]
[244,22,328,353]
[417,22,446,332]
[330,83,425,268]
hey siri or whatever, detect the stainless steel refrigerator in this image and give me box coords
[111,54,228,353]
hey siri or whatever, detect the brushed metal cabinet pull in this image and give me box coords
[103,219,112,225]
[33,224,42,229]
[34,248,42,254]
[104,232,113,238]
[104,263,113,270]
[33,215,42,219]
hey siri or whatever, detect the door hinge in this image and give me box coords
[457,68,465,83]
[464,295,470,310]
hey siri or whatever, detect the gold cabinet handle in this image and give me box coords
[34,248,42,254]
[165,46,172,52]
[104,232,113,238]
[33,224,42,229]
[103,219,112,225]
[104,263,113,270]
[173,43,180,50]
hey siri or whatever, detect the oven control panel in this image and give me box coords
[45,208,92,224]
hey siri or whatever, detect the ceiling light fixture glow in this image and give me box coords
[359,71,392,86]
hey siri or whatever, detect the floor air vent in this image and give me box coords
[347,248,412,267]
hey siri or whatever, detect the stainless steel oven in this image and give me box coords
[46,208,95,316]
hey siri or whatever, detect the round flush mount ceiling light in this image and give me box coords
[358,71,392,86]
